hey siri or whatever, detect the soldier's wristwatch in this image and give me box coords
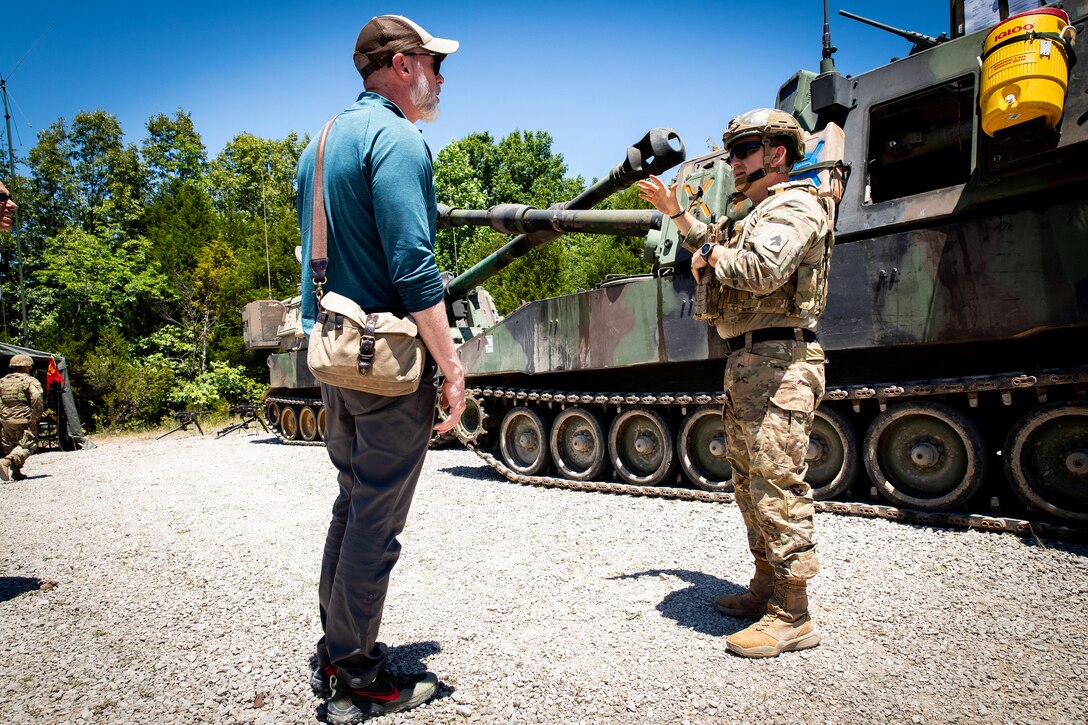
[699,242,715,261]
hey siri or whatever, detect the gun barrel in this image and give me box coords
[443,128,684,301]
[439,204,662,235]
[565,127,685,210]
[838,10,941,50]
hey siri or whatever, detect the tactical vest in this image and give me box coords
[0,372,41,422]
[693,182,835,325]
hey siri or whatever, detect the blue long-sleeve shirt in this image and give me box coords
[297,92,445,333]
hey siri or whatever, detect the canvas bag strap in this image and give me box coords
[310,116,338,299]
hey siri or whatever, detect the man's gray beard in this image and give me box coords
[410,71,440,123]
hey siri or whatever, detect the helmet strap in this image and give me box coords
[736,138,791,193]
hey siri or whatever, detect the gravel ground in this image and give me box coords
[1,429,1086,725]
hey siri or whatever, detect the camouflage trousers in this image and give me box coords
[723,339,824,581]
[1,421,37,470]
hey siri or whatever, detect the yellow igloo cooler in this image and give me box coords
[979,7,1077,136]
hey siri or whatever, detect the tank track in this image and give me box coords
[463,364,1088,541]
[261,365,1088,540]
[466,441,1082,540]
[264,395,326,446]
[263,394,459,448]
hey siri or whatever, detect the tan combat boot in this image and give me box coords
[0,458,10,482]
[725,577,820,658]
[714,559,774,618]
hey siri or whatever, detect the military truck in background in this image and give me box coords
[245,0,1087,533]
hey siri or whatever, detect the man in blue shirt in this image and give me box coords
[296,15,465,723]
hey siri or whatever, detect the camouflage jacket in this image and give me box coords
[683,180,833,338]
[0,372,44,424]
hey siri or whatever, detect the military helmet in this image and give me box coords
[722,108,806,159]
[9,354,32,369]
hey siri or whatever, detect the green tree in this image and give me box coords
[83,329,177,429]
[565,184,654,291]
[168,360,265,411]
[206,132,303,300]
[142,110,207,196]
[68,110,146,235]
[206,132,304,217]
[30,228,169,339]
[144,178,218,282]
[433,139,489,274]
[206,132,304,372]
[139,176,245,380]
[492,130,583,206]
[28,227,171,428]
[442,129,588,314]
[190,237,237,371]
[454,132,503,201]
[23,121,77,243]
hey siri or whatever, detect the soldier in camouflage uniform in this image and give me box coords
[638,108,833,658]
[0,354,44,482]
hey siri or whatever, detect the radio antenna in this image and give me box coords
[1,23,53,343]
[821,0,838,74]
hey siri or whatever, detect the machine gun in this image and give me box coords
[441,127,685,303]
[157,410,213,439]
[216,403,269,438]
[839,10,948,56]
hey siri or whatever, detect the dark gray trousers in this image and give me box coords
[317,364,436,686]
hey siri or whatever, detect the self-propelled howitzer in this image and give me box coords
[437,1,1088,538]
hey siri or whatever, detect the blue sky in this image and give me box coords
[4,1,954,183]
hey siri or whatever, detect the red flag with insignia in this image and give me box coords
[46,355,65,391]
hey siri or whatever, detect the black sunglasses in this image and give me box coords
[0,192,10,204]
[405,52,443,76]
[727,141,764,163]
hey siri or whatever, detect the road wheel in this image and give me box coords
[499,406,551,475]
[299,405,319,442]
[280,406,300,441]
[609,406,677,486]
[806,407,860,501]
[264,400,281,429]
[1004,401,1088,522]
[550,407,608,481]
[863,402,986,511]
[677,406,732,492]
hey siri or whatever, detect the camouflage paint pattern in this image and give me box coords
[819,198,1088,352]
[725,340,824,580]
[1,423,37,468]
[458,190,1086,381]
[456,274,726,381]
[267,349,318,392]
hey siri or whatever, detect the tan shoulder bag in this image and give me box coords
[305,117,426,396]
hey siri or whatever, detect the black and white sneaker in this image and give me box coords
[325,668,438,724]
[311,661,335,698]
